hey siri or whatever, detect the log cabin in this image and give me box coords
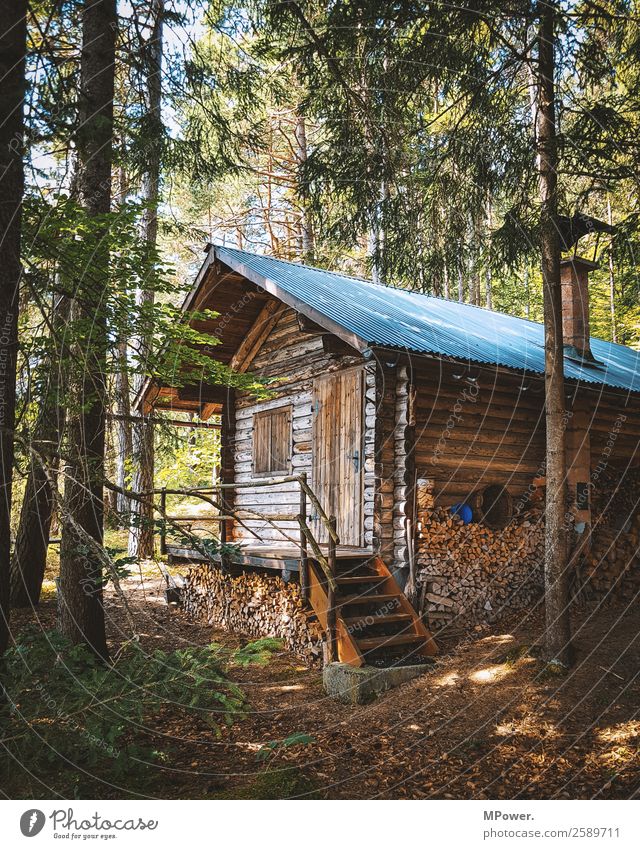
[137,245,640,666]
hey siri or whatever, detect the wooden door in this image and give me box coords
[312,367,364,546]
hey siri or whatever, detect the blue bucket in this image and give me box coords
[451,503,473,525]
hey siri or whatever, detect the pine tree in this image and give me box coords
[128,0,164,561]
[0,0,26,655]
[58,0,117,659]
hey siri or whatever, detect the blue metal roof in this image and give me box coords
[215,245,640,394]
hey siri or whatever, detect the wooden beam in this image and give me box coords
[177,384,230,405]
[322,334,358,356]
[107,413,220,430]
[297,312,327,334]
[230,299,285,373]
[141,381,161,414]
[200,402,222,421]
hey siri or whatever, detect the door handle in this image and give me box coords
[350,449,361,473]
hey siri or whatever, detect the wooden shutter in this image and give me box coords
[253,406,292,476]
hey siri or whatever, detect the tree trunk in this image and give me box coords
[113,163,132,517]
[114,340,132,514]
[11,464,55,608]
[607,196,616,342]
[128,0,163,560]
[537,0,572,666]
[294,112,315,260]
[485,196,493,310]
[10,296,69,607]
[59,0,116,660]
[0,0,26,655]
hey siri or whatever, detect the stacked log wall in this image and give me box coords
[373,362,397,565]
[412,362,546,508]
[393,365,414,576]
[410,362,547,628]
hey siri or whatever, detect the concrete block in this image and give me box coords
[323,661,432,705]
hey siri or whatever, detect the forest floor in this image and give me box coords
[7,556,640,800]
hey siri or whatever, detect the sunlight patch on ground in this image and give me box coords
[495,716,560,739]
[597,721,640,744]
[234,741,263,752]
[476,634,515,646]
[434,671,461,687]
[469,664,512,684]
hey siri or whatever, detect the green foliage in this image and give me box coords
[0,629,280,792]
[177,0,639,320]
[219,765,318,799]
[256,731,315,762]
[21,193,264,399]
[154,419,220,492]
[231,638,284,667]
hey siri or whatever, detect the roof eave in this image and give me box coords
[215,245,368,354]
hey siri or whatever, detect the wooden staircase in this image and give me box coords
[306,553,437,668]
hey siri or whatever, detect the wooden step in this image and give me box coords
[338,593,400,607]
[357,634,427,651]
[336,575,384,586]
[343,612,413,628]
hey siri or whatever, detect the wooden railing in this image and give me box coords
[154,473,340,657]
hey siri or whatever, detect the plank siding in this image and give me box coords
[231,307,370,545]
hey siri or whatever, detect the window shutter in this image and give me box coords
[253,405,291,475]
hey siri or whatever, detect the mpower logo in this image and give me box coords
[20,810,46,837]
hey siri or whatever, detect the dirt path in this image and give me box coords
[11,567,640,799]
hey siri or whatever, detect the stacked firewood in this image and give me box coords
[416,506,545,629]
[182,566,324,664]
[582,522,640,597]
[581,468,640,597]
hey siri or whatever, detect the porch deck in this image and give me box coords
[165,541,373,572]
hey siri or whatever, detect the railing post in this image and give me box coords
[299,474,309,604]
[160,487,167,555]
[327,514,338,663]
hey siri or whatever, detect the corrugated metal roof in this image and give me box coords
[215,245,640,394]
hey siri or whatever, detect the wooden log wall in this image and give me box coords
[584,392,640,473]
[412,361,546,507]
[393,365,414,578]
[231,307,370,544]
[362,364,377,549]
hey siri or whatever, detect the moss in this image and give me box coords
[215,767,319,800]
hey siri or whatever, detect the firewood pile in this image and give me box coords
[581,468,640,598]
[416,506,545,629]
[182,565,324,664]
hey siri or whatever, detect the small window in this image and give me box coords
[253,406,292,476]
